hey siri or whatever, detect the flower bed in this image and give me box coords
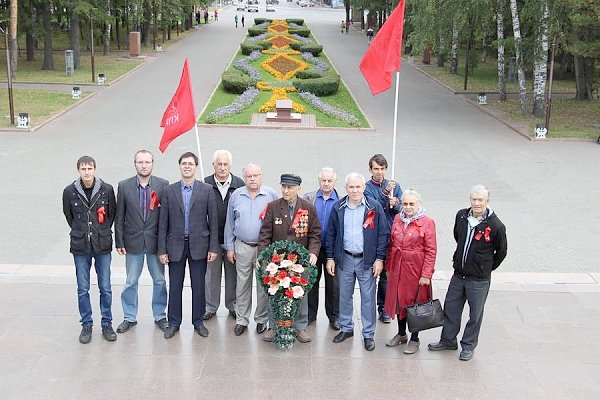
[301,52,329,72]
[298,91,360,126]
[233,50,262,82]
[206,87,260,124]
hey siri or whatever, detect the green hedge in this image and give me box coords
[293,72,340,96]
[286,19,304,26]
[288,26,311,37]
[221,71,253,94]
[248,27,268,36]
[295,69,322,79]
[254,18,272,25]
[240,40,272,55]
[289,42,323,56]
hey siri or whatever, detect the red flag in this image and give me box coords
[159,59,197,152]
[359,0,406,95]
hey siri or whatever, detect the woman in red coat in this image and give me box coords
[384,189,437,354]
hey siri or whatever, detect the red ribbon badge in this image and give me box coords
[259,205,268,221]
[363,209,375,229]
[484,226,491,242]
[291,209,308,229]
[149,190,160,211]
[97,206,106,224]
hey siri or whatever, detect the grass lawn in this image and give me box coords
[0,90,88,128]
[487,98,600,139]
[201,46,369,128]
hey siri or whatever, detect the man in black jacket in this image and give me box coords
[428,185,507,361]
[203,150,244,320]
[62,155,117,344]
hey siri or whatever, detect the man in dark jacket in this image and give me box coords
[428,185,507,361]
[203,150,244,321]
[326,173,389,351]
[62,155,117,344]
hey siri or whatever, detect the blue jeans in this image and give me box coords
[73,252,112,326]
[121,251,167,322]
[338,253,377,338]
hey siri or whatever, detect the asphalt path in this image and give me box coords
[0,4,598,273]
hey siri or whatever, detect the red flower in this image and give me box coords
[291,276,301,284]
[269,276,279,285]
[285,288,294,298]
[300,277,308,286]
[287,253,297,262]
[278,270,288,279]
[272,253,282,263]
[263,276,271,285]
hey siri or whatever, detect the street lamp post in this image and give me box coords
[1,26,15,125]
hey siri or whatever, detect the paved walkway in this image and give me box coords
[0,4,599,399]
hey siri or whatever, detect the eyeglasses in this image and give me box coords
[244,174,262,179]
[180,162,196,167]
[402,202,416,206]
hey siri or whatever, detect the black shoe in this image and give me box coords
[101,324,117,342]
[229,310,237,318]
[234,324,247,336]
[428,341,459,351]
[333,331,354,343]
[116,320,137,333]
[154,318,168,332]
[378,311,391,323]
[459,349,474,361]
[195,324,209,337]
[329,320,341,331]
[164,325,180,339]
[256,323,267,334]
[79,324,92,344]
[203,312,216,321]
[363,338,375,351]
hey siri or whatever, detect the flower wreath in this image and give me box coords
[256,240,318,349]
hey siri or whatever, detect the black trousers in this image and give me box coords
[377,266,388,313]
[308,248,339,322]
[167,241,207,328]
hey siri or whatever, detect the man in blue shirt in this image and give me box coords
[364,154,401,324]
[326,173,389,351]
[224,163,278,336]
[303,167,340,330]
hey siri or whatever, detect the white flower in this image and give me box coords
[280,276,291,288]
[291,264,304,273]
[268,285,279,295]
[292,286,304,299]
[266,263,278,274]
[279,259,293,269]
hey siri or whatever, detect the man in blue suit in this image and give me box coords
[158,152,219,339]
[326,173,389,351]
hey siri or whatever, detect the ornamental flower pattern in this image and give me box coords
[298,91,360,126]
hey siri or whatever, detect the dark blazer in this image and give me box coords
[258,197,321,255]
[114,175,169,254]
[157,180,219,262]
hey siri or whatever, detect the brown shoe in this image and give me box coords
[386,333,408,347]
[404,340,420,354]
[262,328,275,342]
[296,330,311,343]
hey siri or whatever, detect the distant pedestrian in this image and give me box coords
[195,11,201,25]
[214,9,218,21]
[204,10,209,24]
[235,14,238,28]
[345,20,350,34]
[367,27,374,43]
[340,20,344,34]
[241,15,245,28]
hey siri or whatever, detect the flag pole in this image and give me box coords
[194,123,204,178]
[391,71,400,181]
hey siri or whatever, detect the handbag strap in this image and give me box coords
[413,284,433,306]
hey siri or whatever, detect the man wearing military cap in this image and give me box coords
[259,173,322,343]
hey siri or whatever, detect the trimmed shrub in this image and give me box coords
[288,26,310,37]
[286,19,304,26]
[248,27,268,36]
[221,71,253,94]
[295,69,322,79]
[293,72,340,96]
[240,40,271,55]
[289,42,323,56]
[254,18,272,25]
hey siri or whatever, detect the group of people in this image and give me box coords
[62,150,507,360]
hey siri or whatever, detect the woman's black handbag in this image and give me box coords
[406,284,446,332]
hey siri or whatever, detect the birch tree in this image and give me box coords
[509,0,527,115]
[532,0,549,117]
[496,0,506,100]
[9,0,18,78]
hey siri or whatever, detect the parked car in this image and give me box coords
[247,4,259,12]
[266,4,276,11]
[236,3,246,10]
[299,0,309,6]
